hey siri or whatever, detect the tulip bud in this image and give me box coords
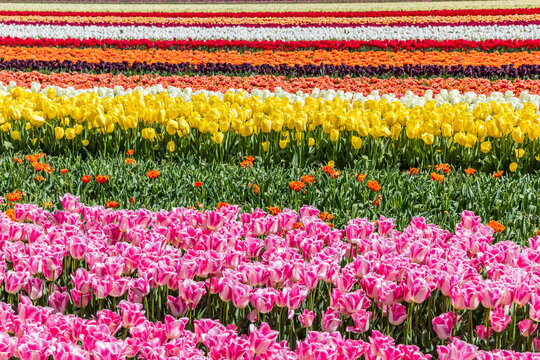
[480,141,491,154]
[54,127,64,140]
[10,130,19,141]
[167,141,176,152]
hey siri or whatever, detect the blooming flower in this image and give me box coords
[146,170,160,180]
[289,181,305,191]
[464,168,476,175]
[81,175,91,183]
[301,175,314,184]
[194,181,202,188]
[367,180,381,191]
[487,220,505,233]
[96,175,109,184]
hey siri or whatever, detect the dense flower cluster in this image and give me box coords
[0,196,538,358]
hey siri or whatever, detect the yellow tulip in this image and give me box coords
[65,128,76,140]
[330,129,339,142]
[509,162,518,172]
[10,130,20,141]
[167,141,176,152]
[262,142,268,152]
[351,136,362,150]
[511,128,524,144]
[82,139,89,147]
[74,124,84,135]
[328,160,335,168]
[421,133,434,146]
[480,141,491,154]
[54,127,65,140]
[441,124,453,138]
[536,154,540,162]
[211,132,224,145]
[30,114,45,128]
[515,149,525,159]
[308,138,315,147]
[279,139,288,149]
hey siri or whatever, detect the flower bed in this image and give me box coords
[0,197,539,358]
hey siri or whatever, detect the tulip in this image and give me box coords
[432,312,456,340]
[321,307,341,333]
[388,303,408,326]
[518,319,538,337]
[249,322,278,354]
[298,310,315,328]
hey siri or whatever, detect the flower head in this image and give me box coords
[368,180,381,191]
[464,168,476,175]
[493,170,504,178]
[96,175,108,184]
[289,181,305,192]
[430,172,444,183]
[487,220,505,233]
[106,200,119,209]
[301,175,315,184]
[408,168,419,175]
[81,175,91,183]
[146,170,160,180]
[194,181,202,188]
[126,149,134,156]
[60,168,68,174]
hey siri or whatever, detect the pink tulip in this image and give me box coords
[61,193,80,213]
[298,310,315,328]
[4,271,28,294]
[167,295,188,317]
[249,322,278,354]
[432,312,456,340]
[250,288,278,314]
[0,333,15,360]
[529,293,540,322]
[25,277,43,300]
[164,315,188,339]
[48,290,69,314]
[346,309,372,333]
[17,338,50,360]
[518,319,538,337]
[533,337,540,352]
[388,303,408,326]
[437,337,478,360]
[117,300,146,328]
[321,307,341,333]
[70,289,91,309]
[489,308,511,333]
[42,255,63,282]
[92,341,128,360]
[475,325,493,341]
[178,280,206,308]
[460,211,481,231]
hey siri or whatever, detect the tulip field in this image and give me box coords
[0,2,539,360]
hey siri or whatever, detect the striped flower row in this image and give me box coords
[5,82,539,110]
[1,23,538,41]
[0,72,537,97]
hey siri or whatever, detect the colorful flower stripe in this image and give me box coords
[0,13,538,27]
[2,47,537,68]
[1,37,538,52]
[9,83,540,108]
[0,59,537,79]
[1,8,538,18]
[2,19,539,28]
[1,23,537,41]
[2,87,540,169]
[1,71,538,96]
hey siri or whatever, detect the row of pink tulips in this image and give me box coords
[0,295,538,359]
[0,194,539,357]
